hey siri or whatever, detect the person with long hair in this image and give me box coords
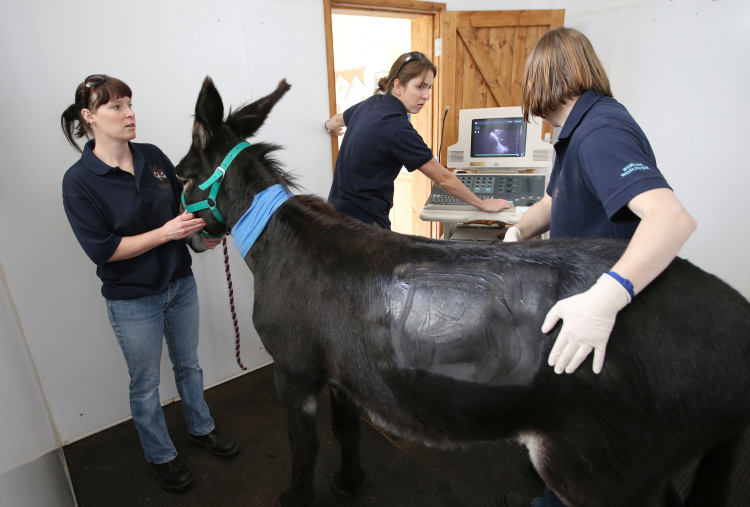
[324,52,512,228]
[61,75,239,493]
[502,27,696,507]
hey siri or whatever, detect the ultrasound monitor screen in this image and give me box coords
[470,117,527,157]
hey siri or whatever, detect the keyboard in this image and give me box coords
[423,174,545,210]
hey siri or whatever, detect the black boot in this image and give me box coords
[189,429,239,458]
[150,457,194,492]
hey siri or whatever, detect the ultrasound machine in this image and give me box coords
[420,106,555,241]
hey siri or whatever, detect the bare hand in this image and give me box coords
[201,236,223,249]
[325,115,345,136]
[327,125,344,136]
[162,211,207,241]
[479,198,513,213]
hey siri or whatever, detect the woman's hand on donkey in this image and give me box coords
[200,237,222,249]
[542,274,632,374]
[162,211,207,242]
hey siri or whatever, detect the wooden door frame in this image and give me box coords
[322,0,447,173]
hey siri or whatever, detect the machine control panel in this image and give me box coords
[424,174,546,210]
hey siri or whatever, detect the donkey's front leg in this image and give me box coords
[329,386,365,496]
[275,369,320,507]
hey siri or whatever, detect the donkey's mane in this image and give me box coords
[242,141,300,195]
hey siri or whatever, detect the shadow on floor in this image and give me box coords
[64,364,750,506]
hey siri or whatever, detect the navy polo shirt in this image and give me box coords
[62,141,192,300]
[328,93,434,228]
[547,90,671,239]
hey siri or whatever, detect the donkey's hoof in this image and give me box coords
[331,470,365,497]
[331,481,357,498]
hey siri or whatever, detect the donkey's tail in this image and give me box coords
[683,433,742,507]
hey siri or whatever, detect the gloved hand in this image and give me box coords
[503,226,524,242]
[542,273,632,374]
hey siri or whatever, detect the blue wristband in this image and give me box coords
[607,271,635,299]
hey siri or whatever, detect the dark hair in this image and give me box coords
[375,52,437,95]
[60,75,132,152]
[522,27,612,122]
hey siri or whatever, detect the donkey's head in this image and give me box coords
[176,76,293,237]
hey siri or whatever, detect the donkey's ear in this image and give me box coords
[227,79,292,139]
[192,76,225,150]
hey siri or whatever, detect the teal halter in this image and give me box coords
[181,141,251,238]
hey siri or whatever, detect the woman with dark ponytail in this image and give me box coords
[324,52,511,229]
[61,75,239,492]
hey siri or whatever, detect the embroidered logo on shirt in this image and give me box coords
[150,165,172,190]
[620,163,650,177]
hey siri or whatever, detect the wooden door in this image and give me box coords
[437,10,565,163]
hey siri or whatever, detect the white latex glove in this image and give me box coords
[542,274,631,374]
[503,226,524,242]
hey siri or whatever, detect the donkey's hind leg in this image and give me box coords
[275,369,321,507]
[329,385,365,496]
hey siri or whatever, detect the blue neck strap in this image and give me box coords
[232,184,292,258]
[181,141,252,237]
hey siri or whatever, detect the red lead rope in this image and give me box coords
[222,237,247,370]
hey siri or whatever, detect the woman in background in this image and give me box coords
[325,51,512,229]
[61,75,239,493]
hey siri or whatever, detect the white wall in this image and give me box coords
[0,265,74,506]
[570,0,750,294]
[0,0,748,503]
[1,0,333,443]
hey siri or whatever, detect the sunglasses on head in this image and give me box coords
[393,52,426,82]
[83,74,107,106]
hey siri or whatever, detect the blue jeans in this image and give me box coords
[106,275,215,463]
[532,487,566,507]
